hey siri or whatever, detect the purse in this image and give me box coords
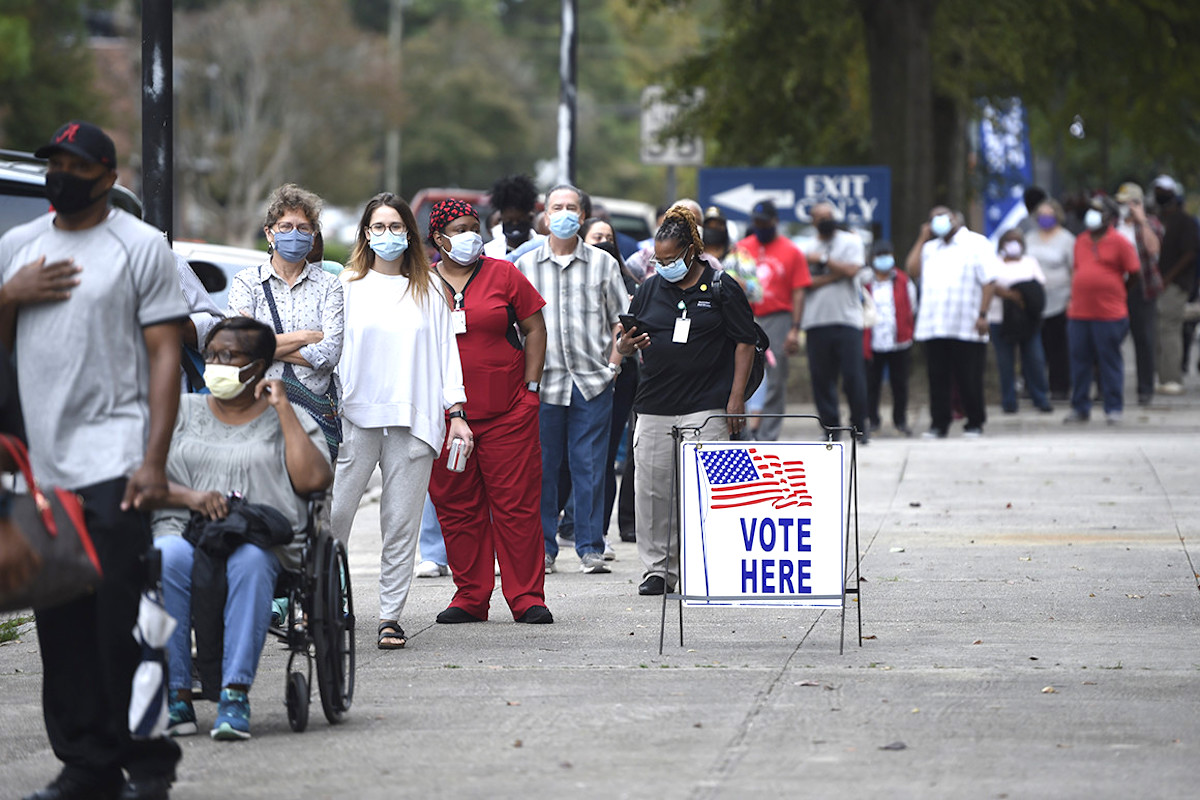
[0,434,102,612]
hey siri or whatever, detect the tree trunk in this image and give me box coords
[857,0,937,260]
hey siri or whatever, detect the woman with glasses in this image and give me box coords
[330,193,472,650]
[227,183,344,459]
[616,204,757,596]
[423,199,553,626]
[152,317,333,740]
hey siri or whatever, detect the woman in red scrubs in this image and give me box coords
[426,199,554,624]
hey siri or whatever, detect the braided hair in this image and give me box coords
[654,203,703,259]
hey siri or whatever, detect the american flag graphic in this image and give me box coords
[698,447,813,510]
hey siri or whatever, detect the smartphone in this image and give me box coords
[618,313,644,333]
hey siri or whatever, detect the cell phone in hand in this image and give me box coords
[619,314,644,333]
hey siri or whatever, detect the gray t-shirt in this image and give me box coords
[0,209,188,489]
[1024,227,1075,317]
[151,394,329,570]
[801,229,867,330]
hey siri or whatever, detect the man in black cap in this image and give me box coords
[735,199,810,440]
[0,121,184,800]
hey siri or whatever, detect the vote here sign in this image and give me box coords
[678,442,845,608]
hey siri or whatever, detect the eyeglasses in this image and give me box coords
[649,247,689,269]
[367,222,407,236]
[202,349,252,365]
[273,222,315,235]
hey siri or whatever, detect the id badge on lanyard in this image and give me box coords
[451,291,467,335]
[673,300,691,343]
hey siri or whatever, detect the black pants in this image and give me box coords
[806,324,869,435]
[867,348,912,430]
[35,477,181,788]
[1042,312,1071,397]
[1126,290,1157,400]
[924,338,987,434]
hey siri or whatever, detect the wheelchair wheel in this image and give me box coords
[286,671,309,733]
[313,536,355,724]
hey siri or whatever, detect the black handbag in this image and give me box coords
[0,434,102,612]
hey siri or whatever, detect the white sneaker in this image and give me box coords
[579,552,611,574]
[415,560,448,578]
[1106,411,1123,425]
[603,539,616,561]
[1158,381,1184,396]
[544,554,556,574]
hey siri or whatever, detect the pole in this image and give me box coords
[141,0,173,240]
[557,0,577,186]
[384,0,403,194]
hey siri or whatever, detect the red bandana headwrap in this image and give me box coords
[429,198,479,241]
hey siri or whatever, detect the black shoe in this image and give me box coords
[24,773,121,800]
[516,605,554,624]
[638,575,666,595]
[119,776,173,800]
[436,607,484,624]
[618,530,636,543]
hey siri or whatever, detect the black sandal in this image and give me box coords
[377,620,406,650]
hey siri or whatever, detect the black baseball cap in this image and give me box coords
[750,199,778,221]
[35,121,116,168]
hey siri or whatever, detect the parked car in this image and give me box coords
[591,196,657,243]
[0,149,143,238]
[170,240,266,310]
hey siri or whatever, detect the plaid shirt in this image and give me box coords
[515,238,628,405]
[914,228,997,343]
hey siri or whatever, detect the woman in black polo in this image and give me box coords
[617,204,757,595]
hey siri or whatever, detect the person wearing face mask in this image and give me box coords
[907,206,998,438]
[1064,195,1140,424]
[150,317,332,742]
[863,241,918,436]
[736,199,811,441]
[1,121,187,800]
[1150,175,1199,395]
[423,199,553,625]
[515,184,628,576]
[618,204,757,594]
[227,184,344,460]
[483,174,542,259]
[330,193,470,649]
[1113,183,1163,406]
[801,203,870,441]
[1024,199,1076,401]
[986,230,1051,414]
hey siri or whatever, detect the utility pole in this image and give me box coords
[384,0,404,194]
[141,1,173,239]
[557,0,577,186]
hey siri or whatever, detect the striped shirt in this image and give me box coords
[914,228,997,343]
[515,237,628,405]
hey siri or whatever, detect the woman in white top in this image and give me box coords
[1024,199,1075,400]
[988,229,1052,413]
[331,193,472,650]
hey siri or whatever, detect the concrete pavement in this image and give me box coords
[2,376,1199,799]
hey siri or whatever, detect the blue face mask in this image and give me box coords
[655,247,691,283]
[549,209,581,240]
[930,214,953,238]
[873,254,895,271]
[272,228,314,263]
[369,230,409,262]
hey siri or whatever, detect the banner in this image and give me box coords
[978,97,1034,241]
[678,442,845,608]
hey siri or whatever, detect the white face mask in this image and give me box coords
[1084,209,1105,231]
[1001,240,1024,259]
[441,231,484,265]
[204,362,257,400]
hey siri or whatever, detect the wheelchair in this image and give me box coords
[267,493,355,732]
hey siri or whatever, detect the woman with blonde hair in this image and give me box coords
[331,192,472,650]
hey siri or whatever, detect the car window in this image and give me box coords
[0,188,50,238]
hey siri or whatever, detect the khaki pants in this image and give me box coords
[1156,283,1187,385]
[633,409,728,587]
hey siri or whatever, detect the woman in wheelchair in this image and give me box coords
[151,317,333,740]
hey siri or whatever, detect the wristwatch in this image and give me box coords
[448,409,467,422]
[526,380,541,393]
[607,361,621,377]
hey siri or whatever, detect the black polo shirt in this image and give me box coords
[629,265,757,416]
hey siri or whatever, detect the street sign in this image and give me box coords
[640,85,705,167]
[699,166,891,240]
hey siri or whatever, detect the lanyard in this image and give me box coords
[434,262,481,310]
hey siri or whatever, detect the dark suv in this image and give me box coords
[0,148,143,238]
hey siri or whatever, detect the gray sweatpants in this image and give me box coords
[756,311,793,441]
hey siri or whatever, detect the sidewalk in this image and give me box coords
[2,381,1199,799]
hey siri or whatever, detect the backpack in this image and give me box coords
[711,271,770,400]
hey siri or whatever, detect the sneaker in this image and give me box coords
[1158,381,1184,396]
[415,560,449,578]
[166,690,197,737]
[603,538,616,561]
[962,427,982,439]
[921,429,947,440]
[211,688,251,741]
[544,554,556,574]
[1105,411,1123,425]
[1063,411,1089,424]
[579,552,611,574]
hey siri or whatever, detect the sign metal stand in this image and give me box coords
[657,413,862,655]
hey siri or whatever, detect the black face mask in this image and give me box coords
[45,171,109,215]
[753,225,777,244]
[1154,190,1175,208]
[816,219,837,238]
[702,226,729,248]
[502,220,532,246]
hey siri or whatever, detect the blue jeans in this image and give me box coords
[989,323,1051,411]
[1068,318,1129,416]
[419,494,447,565]
[157,535,281,691]
[540,382,613,559]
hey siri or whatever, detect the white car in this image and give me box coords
[171,240,266,311]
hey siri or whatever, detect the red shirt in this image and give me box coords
[1067,228,1140,321]
[737,234,812,316]
[442,256,546,420]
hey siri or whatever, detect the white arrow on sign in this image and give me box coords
[710,183,796,216]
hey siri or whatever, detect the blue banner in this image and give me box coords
[978,98,1034,240]
[699,166,891,241]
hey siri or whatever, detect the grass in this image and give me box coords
[0,614,32,644]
